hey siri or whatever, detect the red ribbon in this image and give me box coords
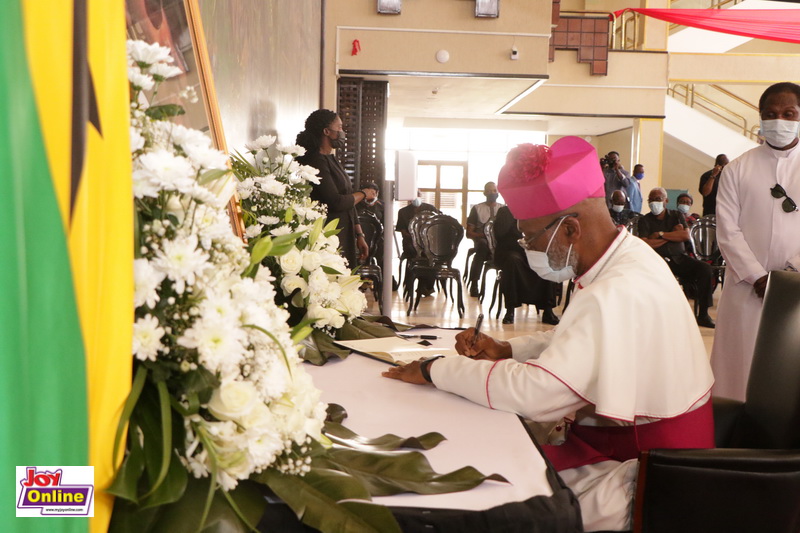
[351,39,361,56]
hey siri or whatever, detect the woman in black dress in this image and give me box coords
[296,109,376,268]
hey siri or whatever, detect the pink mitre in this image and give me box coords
[497,136,605,220]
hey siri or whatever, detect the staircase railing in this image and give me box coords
[668,83,761,140]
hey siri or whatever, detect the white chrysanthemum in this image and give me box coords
[135,149,195,193]
[150,62,182,81]
[134,258,166,308]
[244,135,277,152]
[169,123,211,151]
[178,316,247,375]
[236,177,255,200]
[133,315,165,361]
[307,269,330,292]
[278,248,303,275]
[270,226,292,237]
[278,144,305,156]
[257,215,280,226]
[127,39,174,66]
[127,67,155,91]
[132,169,160,199]
[152,234,209,293]
[244,224,263,239]
[258,175,287,196]
[297,164,320,184]
[184,144,229,171]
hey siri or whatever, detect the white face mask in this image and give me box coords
[649,201,665,216]
[412,198,422,207]
[524,217,576,283]
[677,204,691,214]
[611,205,624,213]
[365,198,377,206]
[760,119,800,148]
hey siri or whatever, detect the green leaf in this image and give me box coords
[140,381,176,503]
[326,403,349,424]
[107,421,146,502]
[322,448,508,497]
[307,217,324,248]
[197,168,231,185]
[257,469,402,533]
[300,329,350,365]
[324,422,446,451]
[145,104,186,120]
[268,242,296,257]
[291,325,314,345]
[323,219,340,233]
[284,206,294,223]
[112,365,148,478]
[141,449,188,509]
[249,236,273,264]
[271,231,303,246]
[337,319,398,341]
[321,265,343,275]
[181,366,220,405]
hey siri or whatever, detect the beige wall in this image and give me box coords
[661,136,713,199]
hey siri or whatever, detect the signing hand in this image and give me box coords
[382,361,429,385]
[454,328,511,361]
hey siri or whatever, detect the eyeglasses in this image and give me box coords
[518,213,578,250]
[771,184,799,213]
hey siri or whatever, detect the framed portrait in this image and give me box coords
[126,0,245,238]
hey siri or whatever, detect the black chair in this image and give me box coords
[356,214,383,315]
[633,270,800,533]
[625,213,642,236]
[406,215,465,318]
[690,216,726,288]
[402,211,438,301]
[479,219,503,318]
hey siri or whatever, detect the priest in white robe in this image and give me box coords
[712,82,800,401]
[383,137,715,532]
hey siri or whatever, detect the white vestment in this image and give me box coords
[712,144,800,401]
[431,230,714,531]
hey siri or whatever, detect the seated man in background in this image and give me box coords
[676,192,700,226]
[608,190,636,227]
[638,187,716,328]
[493,204,560,325]
[466,181,504,297]
[384,137,714,533]
[355,181,384,225]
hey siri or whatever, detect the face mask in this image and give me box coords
[412,198,422,207]
[649,201,665,216]
[634,172,644,180]
[365,198,377,206]
[611,205,624,213]
[486,193,499,203]
[524,217,575,283]
[760,119,800,148]
[330,129,347,149]
[677,204,691,214]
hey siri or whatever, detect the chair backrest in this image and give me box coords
[357,213,383,263]
[408,211,437,257]
[626,212,642,236]
[690,217,718,261]
[420,214,463,266]
[483,218,497,257]
[741,270,800,449]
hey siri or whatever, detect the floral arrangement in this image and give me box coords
[112,39,508,533]
[231,138,367,343]
[114,39,326,520]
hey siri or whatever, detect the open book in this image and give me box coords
[334,336,458,365]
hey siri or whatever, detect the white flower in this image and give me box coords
[244,224,263,239]
[298,165,320,184]
[278,248,303,275]
[339,289,367,316]
[132,170,160,199]
[301,250,322,273]
[237,177,255,200]
[133,315,165,361]
[307,269,330,292]
[270,225,292,236]
[185,145,229,171]
[280,275,309,297]
[150,62,182,80]
[169,123,211,152]
[179,86,199,104]
[127,40,173,67]
[178,317,247,374]
[134,258,166,308]
[258,175,287,196]
[152,234,209,293]
[278,144,305,156]
[207,380,259,421]
[128,67,154,91]
[245,135,277,152]
[135,149,195,193]
[257,215,280,226]
[130,126,145,152]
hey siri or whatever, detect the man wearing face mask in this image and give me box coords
[698,154,729,216]
[466,182,504,297]
[356,182,384,224]
[608,190,635,227]
[395,190,439,260]
[383,138,714,533]
[638,188,715,328]
[676,193,700,226]
[711,82,800,401]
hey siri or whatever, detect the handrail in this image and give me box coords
[709,84,759,112]
[668,0,744,31]
[668,83,760,141]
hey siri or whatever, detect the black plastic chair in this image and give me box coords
[479,219,503,317]
[356,214,383,315]
[406,215,465,318]
[690,216,725,288]
[633,270,800,533]
[402,211,438,301]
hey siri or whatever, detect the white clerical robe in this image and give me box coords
[713,144,800,401]
[431,230,714,532]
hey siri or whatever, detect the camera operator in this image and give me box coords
[602,151,642,213]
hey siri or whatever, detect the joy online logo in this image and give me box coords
[16,466,94,517]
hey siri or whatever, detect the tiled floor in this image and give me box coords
[367,273,718,358]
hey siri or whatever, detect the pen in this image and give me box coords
[399,334,440,340]
[472,313,484,343]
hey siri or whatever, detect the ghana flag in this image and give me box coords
[0,0,132,531]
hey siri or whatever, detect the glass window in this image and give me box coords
[440,164,465,190]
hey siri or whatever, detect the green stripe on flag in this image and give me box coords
[0,1,88,530]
